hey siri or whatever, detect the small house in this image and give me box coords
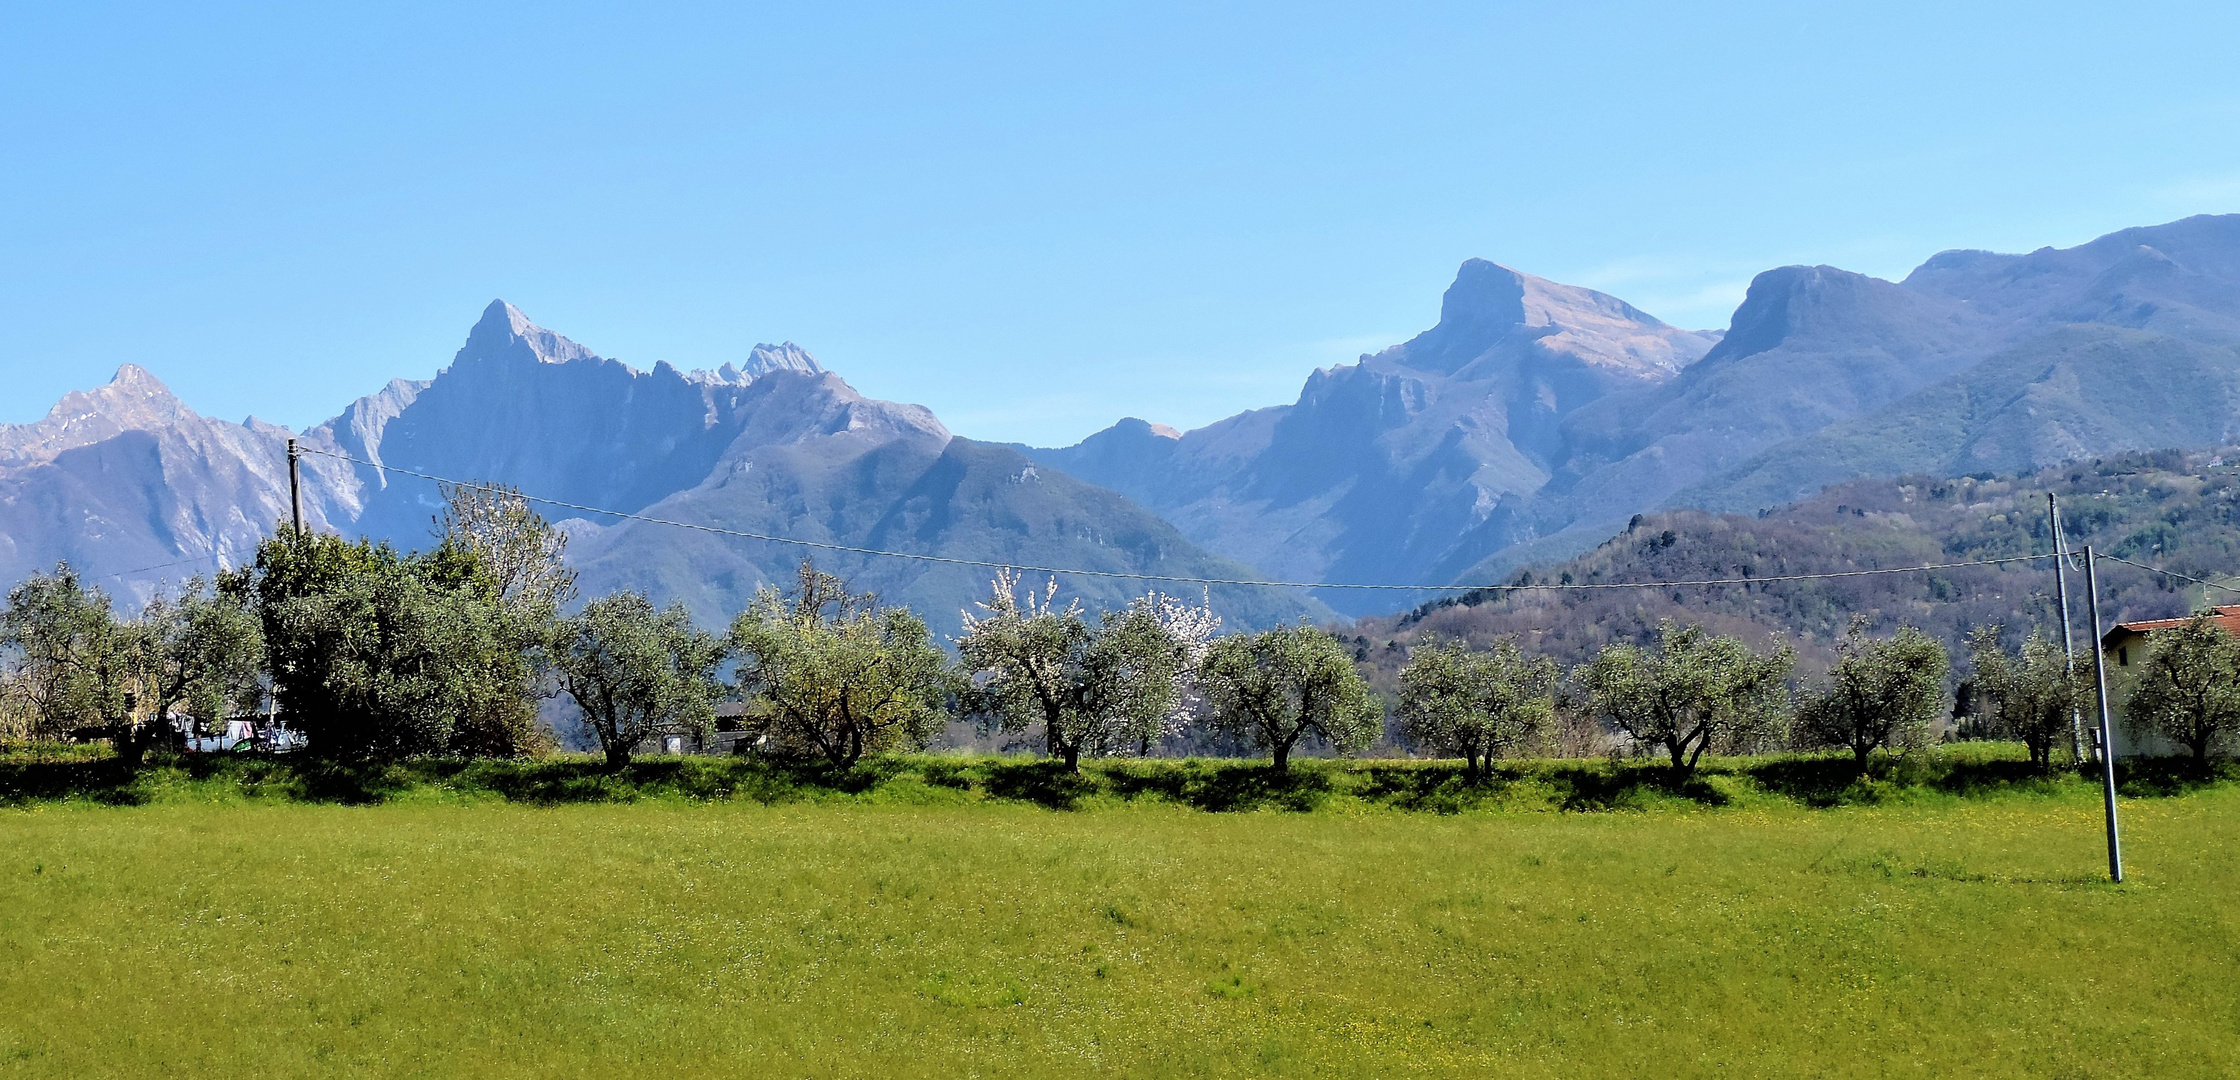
[2095,604,2240,756]
[2099,604,2240,670]
[629,703,766,756]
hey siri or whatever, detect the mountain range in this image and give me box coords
[0,303,1317,634]
[5,214,2239,629]
[1031,213,2240,613]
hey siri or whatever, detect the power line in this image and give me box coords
[102,548,238,581]
[2093,551,2240,594]
[296,445,2061,592]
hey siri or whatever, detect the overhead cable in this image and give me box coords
[102,549,237,581]
[295,445,2062,591]
[2092,551,2240,594]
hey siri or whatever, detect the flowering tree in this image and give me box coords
[956,570,1214,771]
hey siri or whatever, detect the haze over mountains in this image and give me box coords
[5,214,2240,627]
[1033,213,2240,613]
[0,302,1317,634]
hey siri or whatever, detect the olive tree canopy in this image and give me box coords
[1397,636,1556,779]
[552,591,726,770]
[0,564,136,752]
[139,577,264,743]
[729,563,950,770]
[1966,625,2080,773]
[1199,623,1381,773]
[2124,612,2240,761]
[1796,621,1950,774]
[1575,621,1794,776]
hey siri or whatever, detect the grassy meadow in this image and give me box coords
[2,746,2236,1078]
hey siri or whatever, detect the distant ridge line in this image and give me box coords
[296,446,2063,592]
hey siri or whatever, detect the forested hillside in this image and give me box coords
[1345,448,2240,681]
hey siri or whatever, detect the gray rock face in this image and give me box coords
[0,299,1317,633]
[1034,262,1717,613]
[1663,214,2240,517]
[0,368,353,604]
[304,300,951,546]
[1039,215,2240,613]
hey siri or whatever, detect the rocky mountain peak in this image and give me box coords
[743,342,825,378]
[1111,416,1182,440]
[0,363,199,466]
[1384,259,1714,382]
[1701,264,1951,366]
[462,299,603,367]
[695,342,829,387]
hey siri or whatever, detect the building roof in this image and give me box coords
[2101,604,2240,649]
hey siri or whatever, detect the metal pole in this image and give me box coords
[2049,493,2083,761]
[2081,546,2124,883]
[287,438,304,537]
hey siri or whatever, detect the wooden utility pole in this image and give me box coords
[2048,494,2084,760]
[2081,546,2124,883]
[287,438,304,537]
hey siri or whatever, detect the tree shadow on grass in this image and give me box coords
[981,759,1101,810]
[9,741,2231,811]
[0,748,146,806]
[1749,751,2076,807]
[975,758,1338,812]
[427,755,884,806]
[1156,761,1336,813]
[2117,756,2240,798]
[1348,763,1491,814]
[1533,761,1731,811]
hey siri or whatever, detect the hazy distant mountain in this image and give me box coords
[0,366,353,601]
[1672,214,2240,514]
[0,302,1320,632]
[1037,214,2240,613]
[1030,261,1719,614]
[14,214,2240,629]
[323,301,1317,632]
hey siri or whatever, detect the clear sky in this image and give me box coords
[5,2,2238,447]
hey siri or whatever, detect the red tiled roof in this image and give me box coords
[2101,604,2240,648]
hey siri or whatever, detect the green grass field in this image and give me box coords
[3,748,2236,1078]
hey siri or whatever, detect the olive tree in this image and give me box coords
[1796,621,1950,775]
[242,531,527,760]
[956,571,1212,771]
[1397,636,1557,779]
[430,483,574,756]
[552,591,726,770]
[2124,612,2240,761]
[0,565,138,752]
[138,578,264,745]
[1199,622,1381,773]
[435,481,577,620]
[1966,625,2078,773]
[1575,621,1794,776]
[729,563,950,769]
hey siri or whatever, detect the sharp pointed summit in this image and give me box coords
[461,299,602,367]
[15,213,2240,632]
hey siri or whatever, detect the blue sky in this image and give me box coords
[5,2,2238,446]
